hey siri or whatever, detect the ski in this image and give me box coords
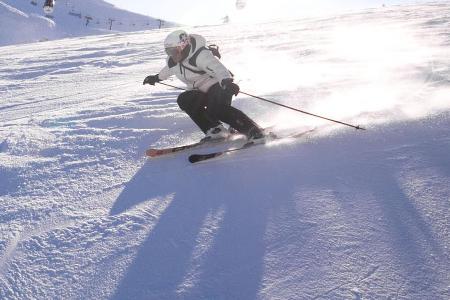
[146,126,275,158]
[146,133,245,158]
[188,129,315,163]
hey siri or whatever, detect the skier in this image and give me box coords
[143,30,266,143]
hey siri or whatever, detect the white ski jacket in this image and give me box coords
[158,34,232,93]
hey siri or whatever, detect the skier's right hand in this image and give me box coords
[221,78,240,96]
[143,74,160,85]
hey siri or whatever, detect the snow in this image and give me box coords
[1,2,450,299]
[0,0,176,46]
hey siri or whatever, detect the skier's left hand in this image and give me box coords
[221,78,240,96]
[143,74,160,85]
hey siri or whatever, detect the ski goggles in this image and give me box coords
[165,46,183,57]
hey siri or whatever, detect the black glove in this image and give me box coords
[221,78,240,96]
[143,74,160,85]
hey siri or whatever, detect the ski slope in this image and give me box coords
[0,0,176,46]
[1,2,450,299]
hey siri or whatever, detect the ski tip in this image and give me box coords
[189,152,222,163]
[146,149,165,157]
[146,149,157,157]
[189,154,202,163]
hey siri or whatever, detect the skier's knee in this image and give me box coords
[177,93,192,111]
[177,91,205,112]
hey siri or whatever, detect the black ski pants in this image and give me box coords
[177,83,261,136]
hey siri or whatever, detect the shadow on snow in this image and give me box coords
[108,115,450,299]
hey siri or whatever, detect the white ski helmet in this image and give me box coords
[164,30,190,57]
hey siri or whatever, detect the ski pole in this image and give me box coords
[157,82,187,91]
[239,91,365,130]
[156,82,366,130]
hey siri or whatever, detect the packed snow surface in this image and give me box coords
[1,3,450,299]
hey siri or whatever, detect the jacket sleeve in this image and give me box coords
[157,65,173,80]
[195,50,232,85]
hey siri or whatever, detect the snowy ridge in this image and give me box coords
[0,0,177,46]
[0,1,28,17]
[0,2,450,299]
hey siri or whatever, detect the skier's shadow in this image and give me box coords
[109,156,286,299]
[109,119,450,299]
